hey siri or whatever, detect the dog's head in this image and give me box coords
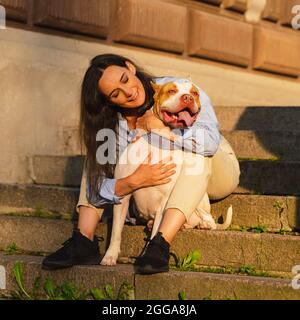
[151,79,201,129]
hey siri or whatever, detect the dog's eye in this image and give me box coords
[168,89,177,95]
[191,91,199,97]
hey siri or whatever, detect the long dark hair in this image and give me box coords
[80,53,155,201]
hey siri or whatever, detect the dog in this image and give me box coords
[101,79,232,266]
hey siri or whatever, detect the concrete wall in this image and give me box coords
[0,0,300,186]
[1,25,300,184]
[1,0,300,77]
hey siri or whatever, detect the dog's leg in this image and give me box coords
[193,193,233,230]
[184,193,233,230]
[150,199,169,240]
[101,195,131,266]
[184,193,216,230]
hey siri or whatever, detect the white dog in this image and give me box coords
[101,79,232,266]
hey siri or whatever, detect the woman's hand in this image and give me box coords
[115,153,176,197]
[129,153,177,189]
[136,110,166,131]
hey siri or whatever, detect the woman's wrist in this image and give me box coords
[126,174,141,192]
[114,175,139,197]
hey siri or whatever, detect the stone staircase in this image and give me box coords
[0,106,300,300]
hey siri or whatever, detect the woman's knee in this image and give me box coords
[207,162,240,200]
[164,204,196,223]
[78,205,104,225]
[207,138,240,200]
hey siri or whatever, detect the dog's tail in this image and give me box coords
[216,205,233,230]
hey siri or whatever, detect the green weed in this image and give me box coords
[238,264,269,277]
[11,262,134,300]
[43,278,89,300]
[11,262,33,300]
[4,243,23,255]
[229,225,267,233]
[172,250,201,271]
[91,282,135,300]
[178,291,188,300]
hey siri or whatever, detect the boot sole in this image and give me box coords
[41,263,73,271]
[134,264,169,275]
[42,257,101,271]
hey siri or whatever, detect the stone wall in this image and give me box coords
[0,0,300,185]
[1,0,300,78]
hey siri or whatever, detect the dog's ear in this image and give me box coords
[150,81,161,95]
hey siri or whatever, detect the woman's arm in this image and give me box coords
[115,154,176,197]
[87,154,176,207]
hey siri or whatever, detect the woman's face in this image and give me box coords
[98,61,146,108]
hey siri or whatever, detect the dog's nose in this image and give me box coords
[181,94,193,104]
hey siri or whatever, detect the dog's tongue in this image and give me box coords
[177,110,194,127]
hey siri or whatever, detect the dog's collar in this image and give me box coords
[137,95,154,116]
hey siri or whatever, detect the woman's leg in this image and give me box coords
[207,136,240,200]
[153,137,239,243]
[41,164,104,270]
[159,137,240,242]
[135,153,212,274]
[76,163,104,240]
[159,152,212,243]
[135,138,239,274]
[158,208,186,244]
[78,206,103,240]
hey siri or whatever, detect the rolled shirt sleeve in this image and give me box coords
[86,176,123,207]
[99,178,122,204]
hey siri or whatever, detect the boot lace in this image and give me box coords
[137,234,168,260]
[137,236,151,259]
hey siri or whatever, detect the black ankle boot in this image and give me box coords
[42,228,103,270]
[134,232,170,275]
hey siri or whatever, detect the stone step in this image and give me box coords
[0,216,299,273]
[222,130,300,161]
[215,106,300,132]
[0,253,299,300]
[0,183,299,230]
[237,160,300,195]
[0,183,79,214]
[28,155,300,195]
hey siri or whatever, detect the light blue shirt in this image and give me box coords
[87,76,221,207]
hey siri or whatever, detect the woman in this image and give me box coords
[42,54,240,274]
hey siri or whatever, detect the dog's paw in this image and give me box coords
[101,248,120,266]
[100,254,118,266]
